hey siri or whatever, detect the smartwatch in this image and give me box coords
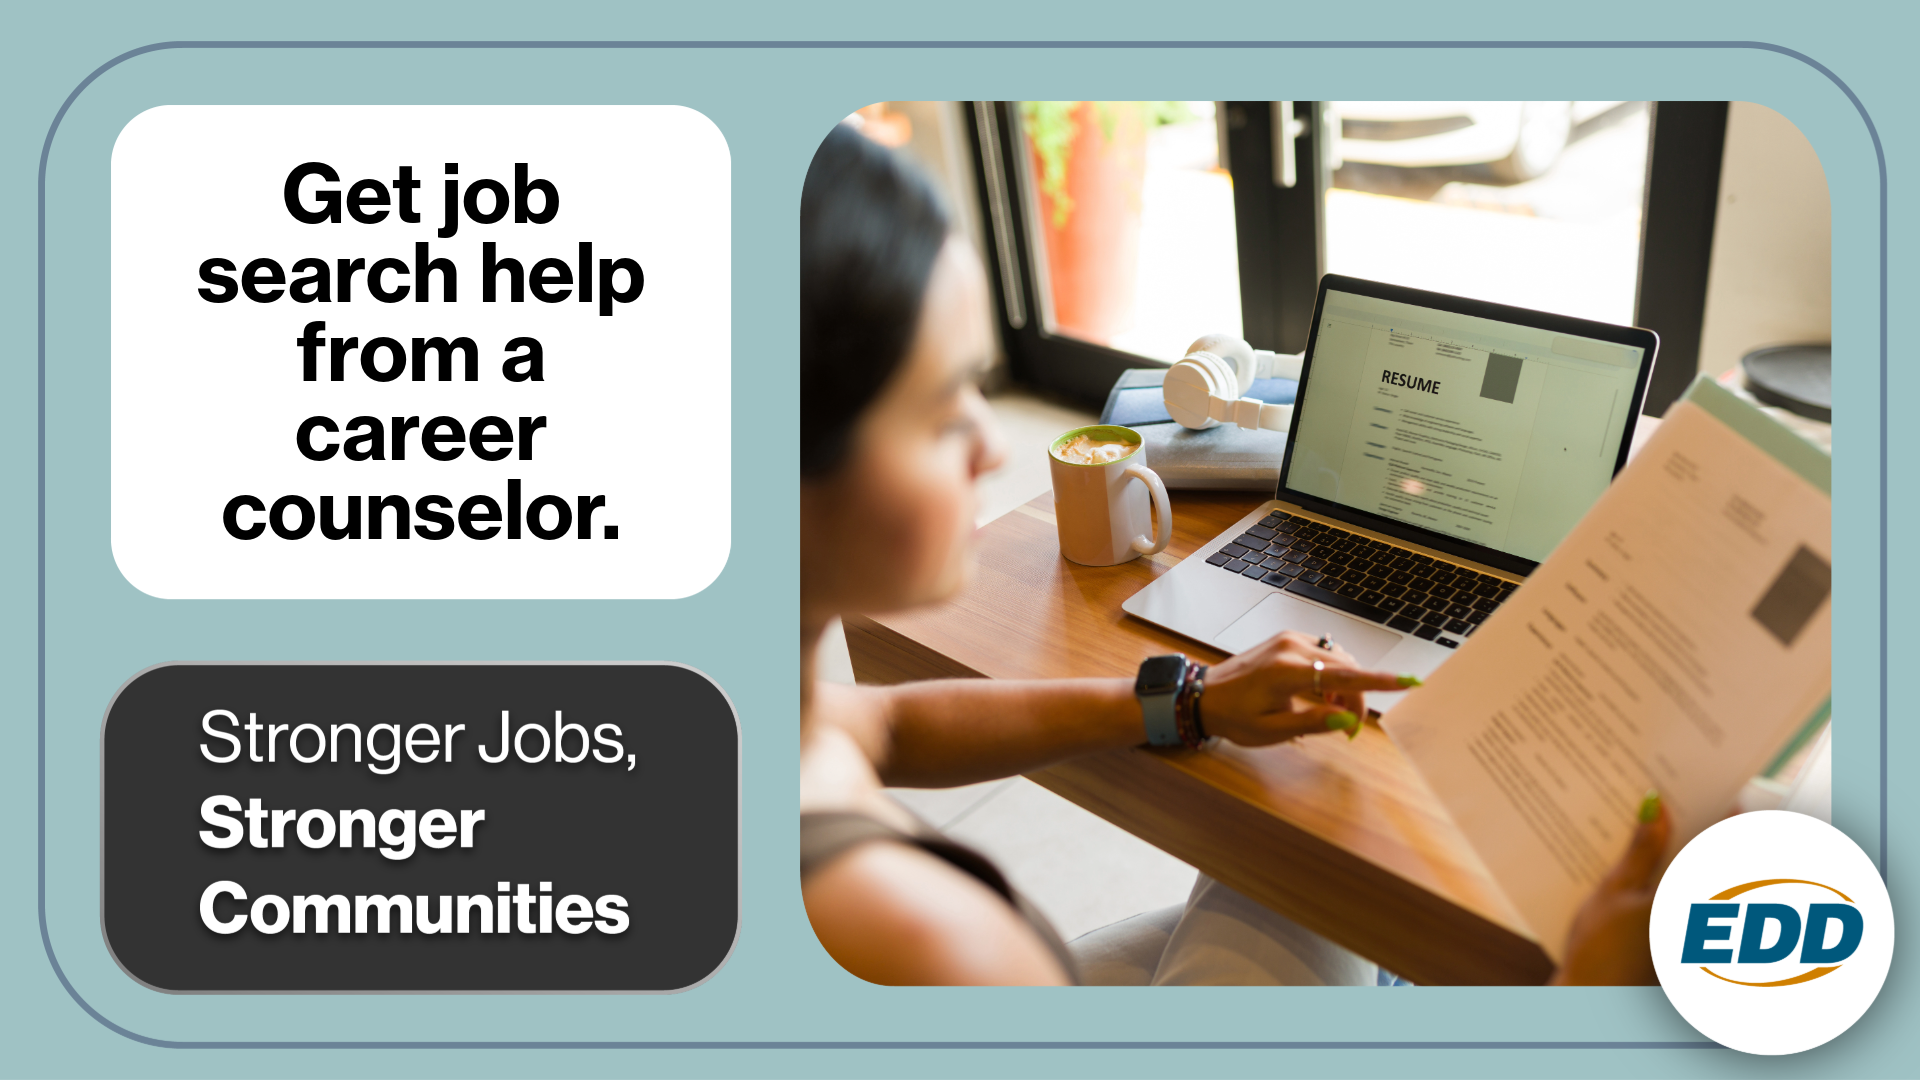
[1134,653,1189,747]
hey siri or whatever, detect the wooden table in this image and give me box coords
[845,488,1552,986]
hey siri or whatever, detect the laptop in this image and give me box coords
[1122,274,1658,712]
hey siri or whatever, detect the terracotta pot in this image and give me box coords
[1027,102,1147,345]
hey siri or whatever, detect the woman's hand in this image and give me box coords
[1552,797,1673,985]
[1200,630,1414,747]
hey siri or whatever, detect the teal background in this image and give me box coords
[0,2,1905,1075]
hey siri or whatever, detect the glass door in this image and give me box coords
[968,100,1725,415]
[1014,101,1242,363]
[1326,101,1651,325]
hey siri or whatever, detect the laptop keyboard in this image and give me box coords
[1202,510,1517,650]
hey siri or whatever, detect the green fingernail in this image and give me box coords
[1397,674,1423,688]
[1326,711,1358,735]
[1638,789,1661,823]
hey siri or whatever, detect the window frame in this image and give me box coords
[965,100,1726,415]
[1634,101,1731,415]
[963,101,1143,404]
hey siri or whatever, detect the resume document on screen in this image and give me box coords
[1287,298,1641,563]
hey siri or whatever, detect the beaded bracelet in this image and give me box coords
[1190,664,1209,743]
[1174,662,1209,748]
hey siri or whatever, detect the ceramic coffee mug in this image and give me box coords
[1048,424,1172,566]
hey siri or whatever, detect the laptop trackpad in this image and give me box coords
[1214,592,1403,665]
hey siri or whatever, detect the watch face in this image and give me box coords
[1134,655,1187,696]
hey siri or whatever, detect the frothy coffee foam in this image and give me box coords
[1055,433,1136,465]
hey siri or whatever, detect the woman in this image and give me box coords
[798,123,1667,986]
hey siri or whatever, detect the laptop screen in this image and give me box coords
[1281,282,1653,568]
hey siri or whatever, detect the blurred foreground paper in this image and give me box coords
[1383,378,1831,962]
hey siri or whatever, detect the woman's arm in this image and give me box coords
[822,676,1139,789]
[820,631,1415,789]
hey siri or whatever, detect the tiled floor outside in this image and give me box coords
[816,386,1200,942]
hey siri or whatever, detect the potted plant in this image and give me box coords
[1021,102,1189,346]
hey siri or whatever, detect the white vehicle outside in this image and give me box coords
[1333,101,1624,181]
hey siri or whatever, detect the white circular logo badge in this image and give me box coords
[1651,810,1893,1055]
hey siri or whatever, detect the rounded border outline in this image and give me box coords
[37,38,1882,1051]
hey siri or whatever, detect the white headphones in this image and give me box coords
[1163,333,1304,432]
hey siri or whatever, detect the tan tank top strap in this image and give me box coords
[798,809,1080,984]
[799,810,919,881]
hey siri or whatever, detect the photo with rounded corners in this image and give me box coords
[798,100,1831,988]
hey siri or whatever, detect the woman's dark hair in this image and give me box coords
[800,123,953,477]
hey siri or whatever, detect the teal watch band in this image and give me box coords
[1135,654,1187,747]
[1140,686,1182,747]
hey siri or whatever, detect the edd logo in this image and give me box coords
[1652,811,1891,1055]
[1680,878,1862,986]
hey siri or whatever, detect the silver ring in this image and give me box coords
[1312,659,1325,694]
